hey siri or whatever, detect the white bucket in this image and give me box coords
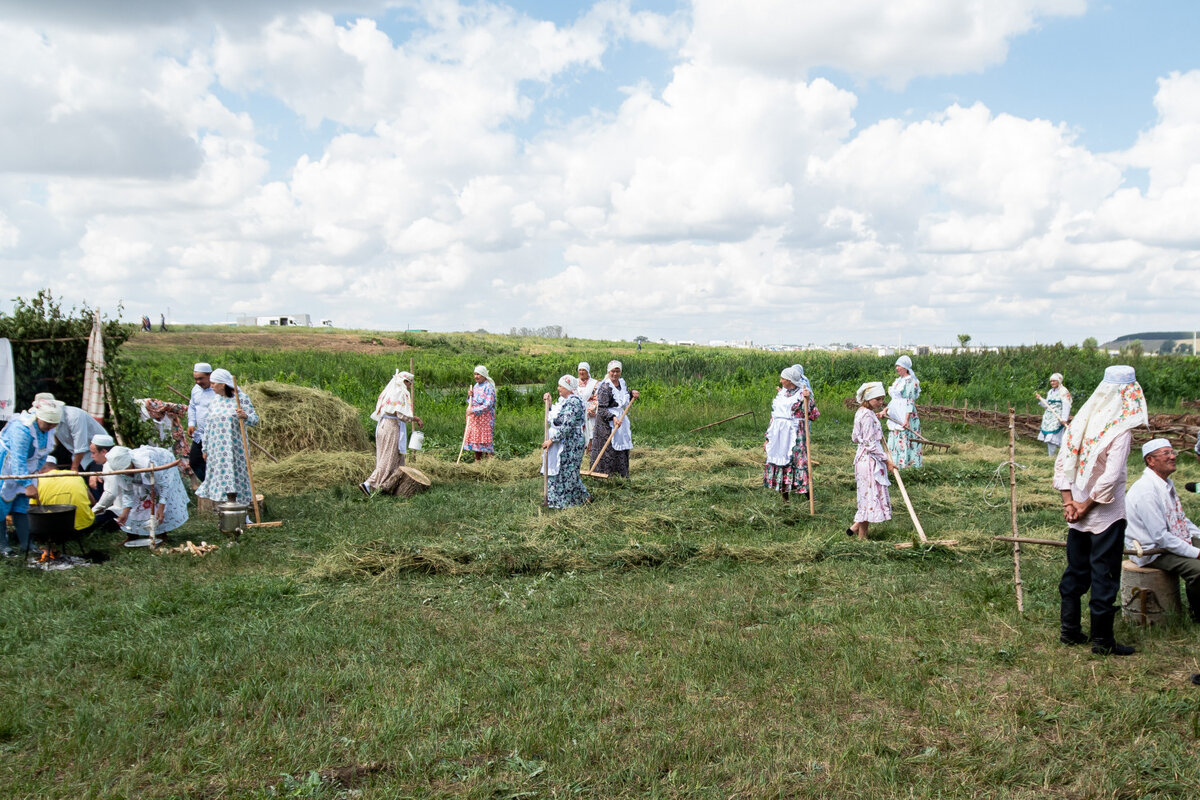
[408,430,425,451]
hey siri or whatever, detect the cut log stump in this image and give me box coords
[1120,560,1182,625]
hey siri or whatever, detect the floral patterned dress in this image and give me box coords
[117,445,190,537]
[886,375,923,469]
[464,381,496,453]
[144,399,192,476]
[762,387,820,494]
[196,389,259,504]
[545,395,590,509]
[853,406,892,523]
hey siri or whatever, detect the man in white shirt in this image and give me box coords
[186,362,215,481]
[1126,438,1200,622]
[53,404,109,471]
[1052,365,1145,656]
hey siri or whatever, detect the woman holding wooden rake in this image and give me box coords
[541,375,590,509]
[763,365,819,503]
[195,369,259,507]
[849,381,895,540]
[590,361,638,478]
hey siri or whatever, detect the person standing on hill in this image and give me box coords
[1036,372,1072,456]
[187,362,215,481]
[463,365,496,461]
[885,355,922,469]
[762,365,819,503]
[1053,365,1145,656]
[361,370,422,496]
[195,369,259,506]
[591,361,638,478]
[850,382,894,540]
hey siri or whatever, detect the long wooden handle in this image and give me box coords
[891,466,927,543]
[1035,393,1068,427]
[803,393,814,516]
[587,398,634,474]
[543,395,550,504]
[1,461,182,480]
[232,380,261,525]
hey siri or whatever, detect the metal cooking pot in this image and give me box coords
[215,492,250,539]
[27,504,78,545]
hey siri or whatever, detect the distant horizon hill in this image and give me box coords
[1101,331,1197,353]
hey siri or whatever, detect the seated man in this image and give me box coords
[32,456,98,535]
[1125,438,1200,622]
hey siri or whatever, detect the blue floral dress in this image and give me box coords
[886,376,923,469]
[196,389,259,503]
[546,395,589,509]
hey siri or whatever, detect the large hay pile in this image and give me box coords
[253,451,376,497]
[246,381,370,456]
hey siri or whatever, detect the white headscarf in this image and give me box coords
[607,360,622,373]
[371,370,414,421]
[210,368,234,387]
[780,365,811,392]
[1050,372,1064,384]
[856,382,885,404]
[577,362,591,374]
[1053,365,1147,488]
[472,365,496,389]
[894,355,920,395]
[558,375,579,392]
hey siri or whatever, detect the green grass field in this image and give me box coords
[3,329,1200,799]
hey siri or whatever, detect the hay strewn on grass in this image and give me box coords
[246,381,370,457]
[254,451,376,496]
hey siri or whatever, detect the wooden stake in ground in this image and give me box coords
[803,392,814,516]
[582,398,635,479]
[542,394,550,505]
[1009,408,1024,613]
[233,378,262,525]
[890,466,927,543]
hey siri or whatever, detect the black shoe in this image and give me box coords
[1090,612,1135,656]
[358,482,372,497]
[1186,482,1198,493]
[1060,597,1086,645]
[1191,674,1200,686]
[846,528,855,537]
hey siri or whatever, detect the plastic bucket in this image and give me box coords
[408,430,425,451]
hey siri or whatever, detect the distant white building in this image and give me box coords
[236,314,312,327]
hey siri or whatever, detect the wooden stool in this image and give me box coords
[1120,560,1182,625]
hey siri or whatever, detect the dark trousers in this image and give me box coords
[1059,520,1126,617]
[189,440,206,482]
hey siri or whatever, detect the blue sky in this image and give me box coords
[2,0,1199,345]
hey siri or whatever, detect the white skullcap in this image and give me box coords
[558,375,579,391]
[35,401,63,424]
[91,434,115,448]
[607,360,622,372]
[105,446,132,472]
[193,362,213,373]
[1049,372,1064,383]
[856,381,886,404]
[1103,365,1136,384]
[578,362,591,373]
[473,365,490,379]
[210,368,234,386]
[44,455,57,465]
[1142,438,1172,458]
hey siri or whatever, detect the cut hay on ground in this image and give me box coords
[246,381,370,456]
[254,451,376,496]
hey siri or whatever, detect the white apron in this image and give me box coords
[609,381,633,451]
[765,389,801,466]
[540,398,565,477]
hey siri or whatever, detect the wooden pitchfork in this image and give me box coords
[582,398,635,479]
